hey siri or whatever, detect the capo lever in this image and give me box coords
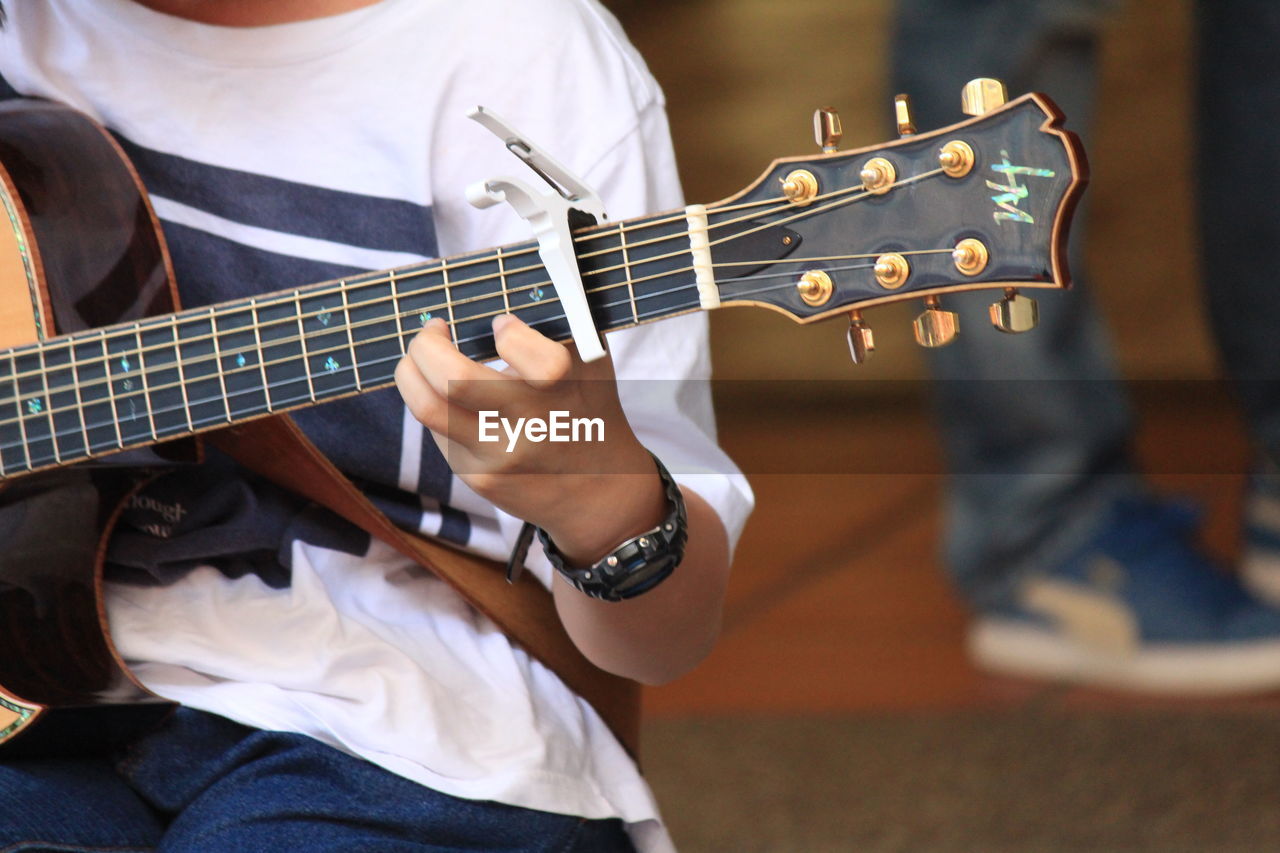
[465,106,607,362]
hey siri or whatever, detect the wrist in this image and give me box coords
[537,453,688,602]
[538,463,667,566]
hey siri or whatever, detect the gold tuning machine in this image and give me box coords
[952,238,989,276]
[781,169,819,205]
[813,107,843,153]
[860,158,897,195]
[873,252,909,289]
[846,311,875,365]
[894,94,917,137]
[961,78,1008,116]
[796,269,833,306]
[913,296,959,347]
[990,288,1039,334]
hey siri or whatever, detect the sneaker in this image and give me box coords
[969,497,1280,694]
[1241,464,1280,606]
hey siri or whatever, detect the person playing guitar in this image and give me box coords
[0,1,749,849]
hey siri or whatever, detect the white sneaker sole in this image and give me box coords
[970,618,1280,694]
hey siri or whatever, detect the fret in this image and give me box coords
[616,215,701,323]
[41,340,88,464]
[446,251,508,362]
[576,225,637,333]
[292,291,319,404]
[248,298,274,411]
[258,293,311,411]
[63,341,93,461]
[168,315,195,434]
[297,289,356,401]
[98,331,125,449]
[136,318,188,441]
[34,345,62,464]
[130,323,161,441]
[618,222,639,325]
[504,240,566,351]
[177,310,231,430]
[338,283,362,392]
[441,259,458,345]
[105,327,155,446]
[346,276,403,390]
[498,247,511,315]
[12,346,57,469]
[0,354,28,474]
[71,332,123,454]
[393,267,445,353]
[389,270,407,356]
[213,302,270,421]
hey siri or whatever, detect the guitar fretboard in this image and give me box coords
[0,210,703,478]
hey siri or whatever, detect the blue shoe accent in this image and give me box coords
[970,497,1280,693]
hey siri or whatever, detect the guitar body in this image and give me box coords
[0,100,186,751]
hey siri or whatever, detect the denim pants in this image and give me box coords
[1197,1,1280,465]
[892,0,1139,609]
[0,708,634,852]
[895,0,1280,609]
[893,0,1280,610]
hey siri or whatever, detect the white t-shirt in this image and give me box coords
[0,1,754,850]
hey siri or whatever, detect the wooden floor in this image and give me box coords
[645,388,1278,718]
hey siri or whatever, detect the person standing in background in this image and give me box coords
[892,0,1280,691]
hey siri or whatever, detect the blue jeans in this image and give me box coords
[892,0,1139,609]
[895,0,1280,608]
[0,708,634,852]
[1197,0,1280,467]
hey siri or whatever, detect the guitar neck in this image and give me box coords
[0,208,707,479]
[0,94,1087,482]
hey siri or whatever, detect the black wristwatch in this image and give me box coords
[505,454,688,602]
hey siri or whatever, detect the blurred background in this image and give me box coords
[597,1,1280,850]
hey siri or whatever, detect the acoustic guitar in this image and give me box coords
[0,82,1085,751]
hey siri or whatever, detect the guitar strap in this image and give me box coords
[207,414,641,758]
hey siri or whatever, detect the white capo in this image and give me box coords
[465,106,607,362]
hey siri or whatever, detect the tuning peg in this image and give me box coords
[961,78,1008,116]
[846,311,875,364]
[913,296,959,347]
[894,94,917,137]
[813,107,843,153]
[989,288,1039,333]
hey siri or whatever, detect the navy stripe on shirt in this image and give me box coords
[160,219,367,305]
[114,134,439,258]
[159,221,455,504]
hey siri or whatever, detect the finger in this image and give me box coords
[395,353,479,441]
[492,313,575,390]
[407,319,508,411]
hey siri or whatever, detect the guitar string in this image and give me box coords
[0,171,960,459]
[0,241,956,444]
[0,247,951,458]
[0,165,931,401]
[0,249,958,466]
[0,172,902,386]
[6,290,711,468]
[3,242,962,467]
[2,159,951,422]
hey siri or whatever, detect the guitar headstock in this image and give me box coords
[707,81,1086,359]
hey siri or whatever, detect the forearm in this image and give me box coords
[550,488,730,686]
